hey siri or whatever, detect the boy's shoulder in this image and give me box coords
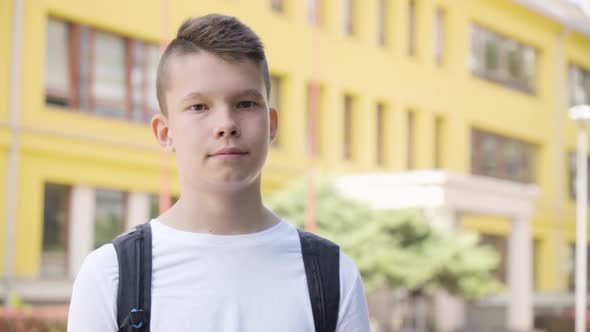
[76,243,119,286]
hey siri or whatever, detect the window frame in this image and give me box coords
[470,24,538,94]
[471,128,536,183]
[45,17,159,123]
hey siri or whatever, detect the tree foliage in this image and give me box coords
[267,178,502,300]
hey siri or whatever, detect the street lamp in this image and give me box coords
[569,104,590,332]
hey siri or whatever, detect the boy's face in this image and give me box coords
[152,51,278,192]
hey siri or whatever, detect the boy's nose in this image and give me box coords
[214,114,241,139]
[215,125,240,139]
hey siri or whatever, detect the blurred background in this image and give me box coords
[1,0,590,331]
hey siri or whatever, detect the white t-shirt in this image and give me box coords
[67,219,371,331]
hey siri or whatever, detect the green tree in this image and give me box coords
[267,178,502,300]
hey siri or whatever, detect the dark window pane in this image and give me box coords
[471,129,535,183]
[149,193,179,219]
[570,64,590,106]
[271,0,283,12]
[145,44,160,121]
[408,0,416,56]
[377,0,386,46]
[343,95,353,160]
[45,19,71,107]
[343,0,354,36]
[94,189,126,249]
[407,111,414,169]
[131,41,146,122]
[78,26,91,111]
[93,31,127,119]
[376,104,385,165]
[479,234,507,284]
[434,8,445,64]
[434,116,443,168]
[41,183,70,279]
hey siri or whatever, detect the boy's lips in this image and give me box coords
[208,147,248,159]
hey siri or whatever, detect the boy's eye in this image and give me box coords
[189,104,206,111]
[237,101,258,109]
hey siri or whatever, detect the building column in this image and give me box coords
[126,192,150,229]
[434,291,465,332]
[508,214,533,331]
[68,186,95,280]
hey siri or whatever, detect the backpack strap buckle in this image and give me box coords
[130,308,145,329]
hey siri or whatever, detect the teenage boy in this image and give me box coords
[67,14,370,332]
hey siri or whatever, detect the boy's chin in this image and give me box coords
[201,174,260,192]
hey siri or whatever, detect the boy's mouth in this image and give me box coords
[208,147,248,159]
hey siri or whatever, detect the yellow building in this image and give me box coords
[1,0,590,329]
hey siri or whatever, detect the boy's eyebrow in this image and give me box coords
[181,91,206,103]
[180,90,264,103]
[234,89,264,99]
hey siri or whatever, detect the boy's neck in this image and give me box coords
[157,180,279,235]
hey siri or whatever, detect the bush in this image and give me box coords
[0,305,68,332]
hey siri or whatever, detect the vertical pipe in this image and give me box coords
[305,0,321,233]
[159,0,172,214]
[4,0,23,306]
[575,123,588,332]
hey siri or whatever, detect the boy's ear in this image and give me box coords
[151,113,175,152]
[269,107,278,143]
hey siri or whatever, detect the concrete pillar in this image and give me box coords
[434,291,465,332]
[68,186,95,279]
[126,192,150,229]
[508,214,533,331]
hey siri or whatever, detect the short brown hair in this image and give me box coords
[156,14,270,116]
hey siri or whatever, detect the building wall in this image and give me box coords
[1,0,590,295]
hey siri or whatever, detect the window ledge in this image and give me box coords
[0,279,73,303]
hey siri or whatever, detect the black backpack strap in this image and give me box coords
[297,229,340,332]
[113,223,152,332]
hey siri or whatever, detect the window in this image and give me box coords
[471,129,536,183]
[434,8,445,65]
[149,193,179,219]
[342,0,354,36]
[41,183,70,279]
[408,0,417,57]
[569,64,590,106]
[376,104,386,166]
[94,30,127,118]
[568,244,590,292]
[470,24,537,94]
[479,234,507,284]
[271,0,284,13]
[44,17,160,123]
[568,151,590,201]
[306,83,322,156]
[45,19,72,107]
[434,116,444,168]
[406,111,415,169]
[132,42,160,122]
[270,75,282,146]
[94,189,126,249]
[377,0,387,46]
[343,95,354,160]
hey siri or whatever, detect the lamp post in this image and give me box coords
[569,104,590,332]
